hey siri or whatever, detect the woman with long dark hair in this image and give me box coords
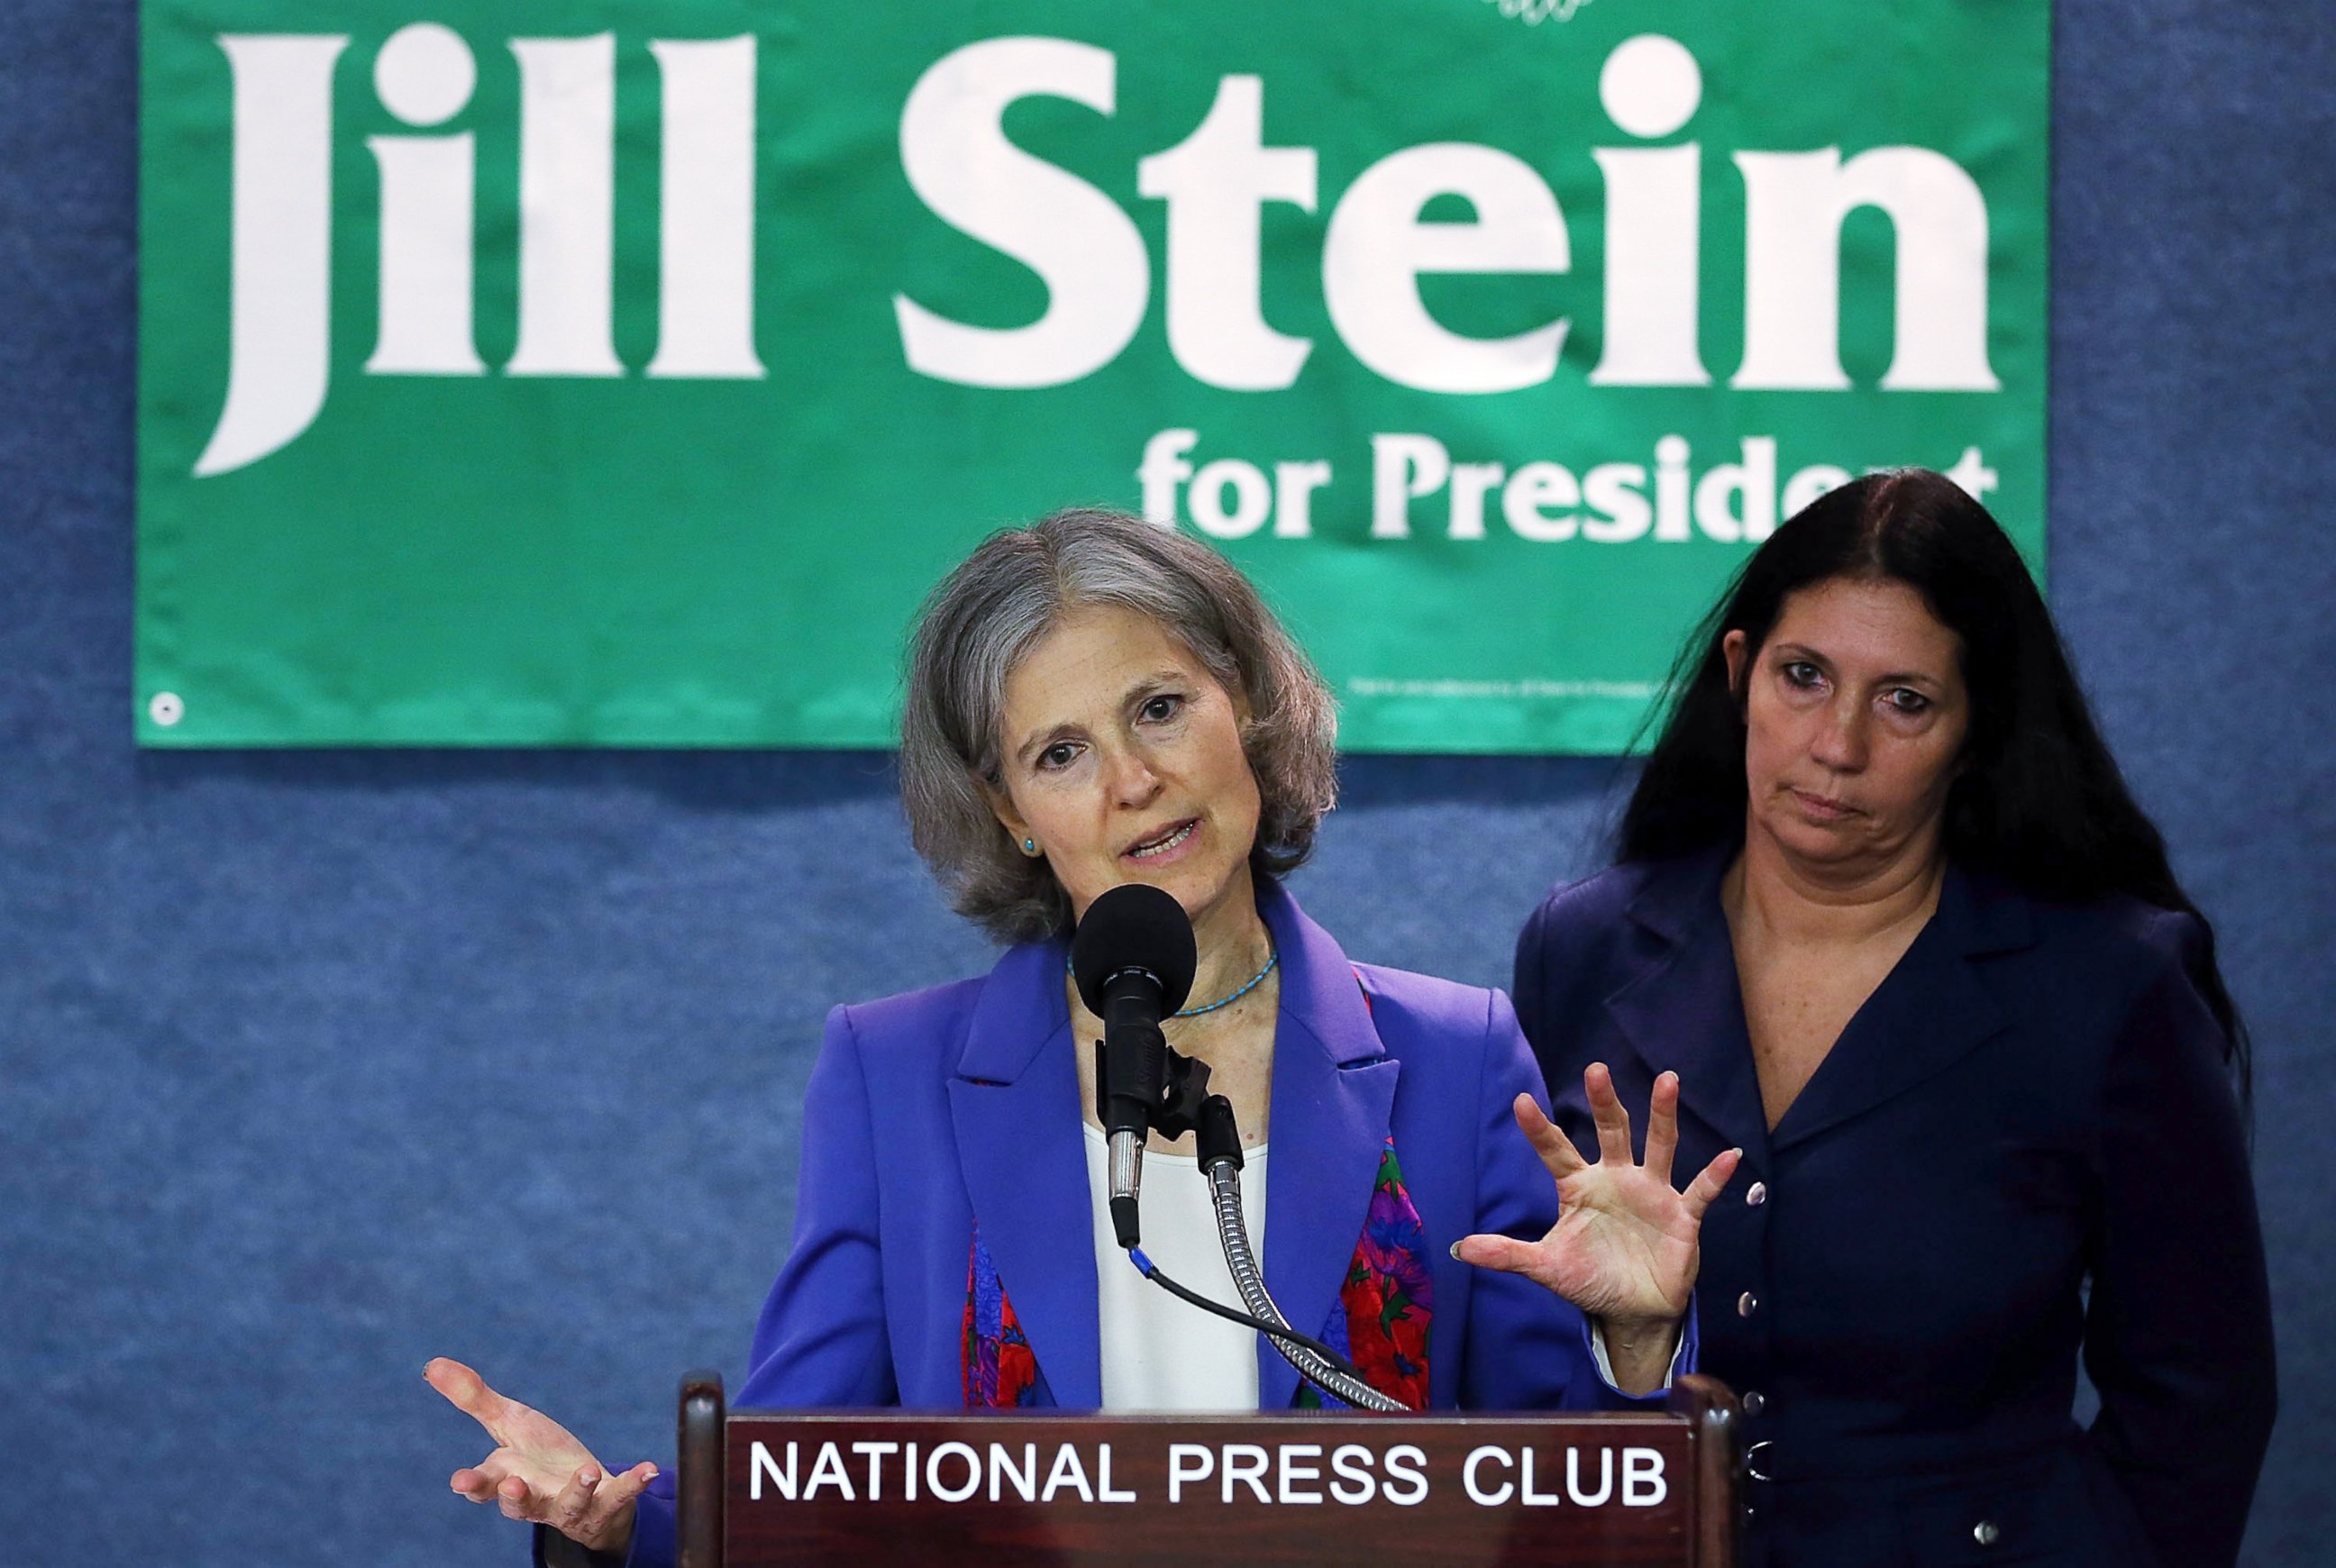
[1515,469,2276,1568]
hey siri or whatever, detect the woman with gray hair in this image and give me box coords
[429,508,1738,1568]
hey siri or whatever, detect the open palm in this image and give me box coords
[1457,1065,1740,1327]
[425,1356,657,1556]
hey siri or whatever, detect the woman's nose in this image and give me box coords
[1811,701,1868,770]
[1102,746,1163,804]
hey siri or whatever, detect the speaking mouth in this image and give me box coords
[1125,818,1200,860]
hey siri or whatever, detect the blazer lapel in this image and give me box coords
[1769,865,2034,1153]
[945,939,1101,1408]
[1603,852,1773,1171]
[1255,881,1399,1408]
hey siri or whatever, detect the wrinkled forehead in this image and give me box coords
[996,603,1213,721]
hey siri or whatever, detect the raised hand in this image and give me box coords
[1455,1064,1740,1336]
[426,1356,656,1556]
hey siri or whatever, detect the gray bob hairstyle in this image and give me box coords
[899,507,1338,944]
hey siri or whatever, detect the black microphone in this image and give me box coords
[1070,884,1198,1250]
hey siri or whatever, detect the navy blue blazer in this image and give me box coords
[604,880,1669,1568]
[1515,849,2275,1568]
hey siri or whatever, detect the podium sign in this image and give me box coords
[680,1375,1740,1567]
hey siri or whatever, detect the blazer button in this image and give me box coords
[1746,1181,1768,1207]
[1738,1290,1760,1317]
[1742,1390,1766,1415]
[1973,1520,2001,1547]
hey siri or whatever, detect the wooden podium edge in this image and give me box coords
[687,1372,1739,1568]
[679,1371,726,1568]
[1666,1372,1741,1568]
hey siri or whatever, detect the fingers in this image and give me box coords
[495,1472,543,1524]
[1510,1094,1586,1181]
[1642,1071,1680,1186]
[449,1465,501,1505]
[570,1463,657,1552]
[595,1463,658,1517]
[545,1463,604,1537]
[1680,1147,1744,1222]
[1583,1062,1635,1167]
[425,1357,516,1445]
[1450,1233,1546,1282]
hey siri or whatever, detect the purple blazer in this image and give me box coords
[606,880,1683,1568]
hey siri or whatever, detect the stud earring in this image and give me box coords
[1022,837,1039,855]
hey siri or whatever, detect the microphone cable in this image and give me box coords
[1117,1086,1409,1415]
[1119,1247,1400,1411]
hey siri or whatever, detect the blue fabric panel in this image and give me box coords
[0,2,2328,1563]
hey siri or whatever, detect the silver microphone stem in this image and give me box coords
[1107,1127,1145,1250]
[1109,1128,1144,1207]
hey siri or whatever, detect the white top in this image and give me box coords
[1084,1124,1270,1411]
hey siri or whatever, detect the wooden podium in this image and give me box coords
[674,1373,1741,1567]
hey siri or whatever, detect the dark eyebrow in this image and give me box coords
[1771,643,1948,690]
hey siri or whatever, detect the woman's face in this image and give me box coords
[987,603,1263,937]
[1723,576,1970,876]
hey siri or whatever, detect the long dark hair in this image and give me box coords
[1620,469,2249,1090]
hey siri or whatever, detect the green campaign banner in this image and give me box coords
[136,0,2049,750]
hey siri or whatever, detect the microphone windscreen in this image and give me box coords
[1071,884,1199,1016]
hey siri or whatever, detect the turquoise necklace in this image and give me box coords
[1069,943,1279,1017]
[1174,944,1279,1017]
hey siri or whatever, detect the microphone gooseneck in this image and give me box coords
[1194,1093,1405,1412]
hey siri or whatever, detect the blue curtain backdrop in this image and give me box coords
[3,3,2330,1563]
